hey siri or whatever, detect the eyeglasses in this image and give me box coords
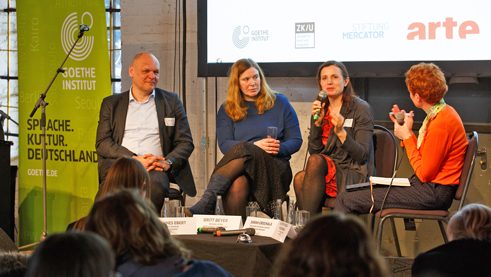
[236,233,252,243]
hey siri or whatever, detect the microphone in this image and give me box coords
[197,226,225,234]
[394,111,405,126]
[78,24,90,38]
[213,228,255,237]
[0,110,19,125]
[312,90,327,120]
[80,24,90,32]
[0,110,12,120]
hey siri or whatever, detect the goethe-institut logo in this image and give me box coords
[61,12,94,61]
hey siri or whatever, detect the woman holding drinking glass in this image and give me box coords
[189,58,302,217]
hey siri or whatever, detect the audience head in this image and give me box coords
[316,60,354,103]
[25,232,115,277]
[0,252,28,277]
[99,156,150,198]
[85,189,189,265]
[447,203,491,241]
[225,58,275,121]
[275,213,387,277]
[405,62,448,105]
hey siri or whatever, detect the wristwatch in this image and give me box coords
[165,158,174,167]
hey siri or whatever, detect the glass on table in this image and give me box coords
[266,126,278,139]
[295,210,310,230]
[246,205,258,217]
[175,206,190,217]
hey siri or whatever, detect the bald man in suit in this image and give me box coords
[96,52,195,212]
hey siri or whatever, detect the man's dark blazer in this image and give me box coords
[95,88,196,196]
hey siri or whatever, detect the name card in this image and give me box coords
[160,217,197,235]
[244,217,296,242]
[193,215,243,230]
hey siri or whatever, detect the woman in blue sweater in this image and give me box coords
[190,58,302,217]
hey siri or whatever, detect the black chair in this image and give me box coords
[324,124,398,209]
[375,131,478,257]
[372,125,398,178]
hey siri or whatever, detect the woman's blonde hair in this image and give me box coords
[447,203,491,241]
[224,58,276,121]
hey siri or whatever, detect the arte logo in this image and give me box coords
[232,25,250,49]
[61,12,94,61]
[407,17,480,40]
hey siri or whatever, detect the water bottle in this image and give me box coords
[161,197,171,217]
[287,199,296,224]
[215,195,225,215]
[273,199,283,220]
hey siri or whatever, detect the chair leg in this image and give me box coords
[390,218,402,257]
[370,213,376,233]
[376,216,386,253]
[438,220,448,243]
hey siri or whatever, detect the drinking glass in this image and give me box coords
[175,206,189,217]
[295,210,310,229]
[267,126,278,139]
[246,206,258,217]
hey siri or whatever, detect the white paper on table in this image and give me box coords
[193,215,243,230]
[244,217,293,242]
[160,217,197,235]
[369,176,410,186]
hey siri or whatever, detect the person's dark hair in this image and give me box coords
[85,189,189,265]
[316,60,355,105]
[100,156,150,198]
[447,203,491,241]
[69,157,151,231]
[0,252,29,277]
[24,232,115,277]
[274,213,388,277]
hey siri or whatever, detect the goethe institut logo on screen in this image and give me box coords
[61,12,94,61]
[232,25,269,49]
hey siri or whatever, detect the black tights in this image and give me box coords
[293,154,328,214]
[215,158,249,216]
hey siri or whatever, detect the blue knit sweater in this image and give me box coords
[216,93,302,160]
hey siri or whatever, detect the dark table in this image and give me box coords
[175,234,285,277]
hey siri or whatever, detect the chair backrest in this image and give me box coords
[373,125,398,178]
[455,131,478,209]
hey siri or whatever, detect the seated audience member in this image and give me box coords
[67,156,150,231]
[446,203,491,241]
[336,62,467,214]
[24,232,115,277]
[274,213,388,277]
[0,252,29,277]
[85,189,231,277]
[293,60,374,215]
[189,58,302,217]
[412,203,491,277]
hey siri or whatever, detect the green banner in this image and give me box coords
[17,0,110,244]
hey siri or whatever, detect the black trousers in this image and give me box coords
[149,171,171,213]
[335,175,458,214]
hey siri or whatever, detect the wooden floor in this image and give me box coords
[386,257,413,276]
